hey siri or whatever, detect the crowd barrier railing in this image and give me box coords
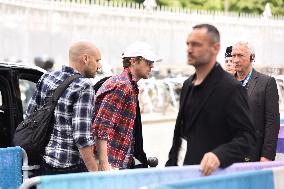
[277,125,284,153]
[0,146,24,189]
[1,146,284,189]
[143,166,284,189]
[19,161,284,189]
[276,125,284,160]
[0,146,39,189]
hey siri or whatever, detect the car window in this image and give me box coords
[0,90,2,107]
[19,79,36,114]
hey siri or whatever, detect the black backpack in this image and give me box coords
[13,74,81,165]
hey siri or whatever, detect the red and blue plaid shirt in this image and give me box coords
[93,68,139,168]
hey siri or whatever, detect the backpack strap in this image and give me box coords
[46,74,82,106]
[93,76,111,92]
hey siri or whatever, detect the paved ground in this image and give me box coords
[141,111,284,166]
[141,111,177,167]
[141,111,177,124]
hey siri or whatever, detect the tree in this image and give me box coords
[229,0,284,16]
[114,0,284,16]
[156,0,284,16]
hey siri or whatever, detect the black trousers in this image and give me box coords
[37,161,88,176]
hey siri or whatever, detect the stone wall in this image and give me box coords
[0,0,283,74]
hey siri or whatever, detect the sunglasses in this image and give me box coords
[138,57,154,66]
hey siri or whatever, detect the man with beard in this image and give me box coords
[26,41,101,175]
[166,24,256,176]
[93,41,160,170]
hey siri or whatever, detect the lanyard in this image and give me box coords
[241,70,253,88]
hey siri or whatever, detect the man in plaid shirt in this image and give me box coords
[25,41,101,175]
[93,42,161,170]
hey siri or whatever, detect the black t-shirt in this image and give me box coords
[181,81,204,137]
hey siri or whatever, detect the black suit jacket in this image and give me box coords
[166,64,256,168]
[247,70,280,160]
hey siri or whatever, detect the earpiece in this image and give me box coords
[250,54,255,62]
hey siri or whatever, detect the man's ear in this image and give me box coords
[250,54,255,62]
[81,54,88,64]
[213,42,220,54]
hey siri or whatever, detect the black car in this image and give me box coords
[0,62,44,148]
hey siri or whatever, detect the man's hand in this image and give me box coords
[260,156,271,162]
[97,139,110,171]
[200,152,220,176]
[79,146,98,172]
[98,160,110,171]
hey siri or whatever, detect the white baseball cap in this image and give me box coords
[122,41,162,62]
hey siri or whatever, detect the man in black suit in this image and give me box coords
[165,24,256,176]
[232,41,280,162]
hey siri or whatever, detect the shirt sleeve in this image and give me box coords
[93,83,131,141]
[72,85,95,148]
[262,77,280,159]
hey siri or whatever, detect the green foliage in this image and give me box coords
[112,0,284,16]
[158,0,182,7]
[204,0,223,10]
[229,0,264,14]
[270,0,284,15]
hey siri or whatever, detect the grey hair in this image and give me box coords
[233,41,255,57]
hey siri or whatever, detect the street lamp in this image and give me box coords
[224,0,229,13]
[263,0,272,18]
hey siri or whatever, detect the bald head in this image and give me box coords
[69,41,101,78]
[69,41,98,62]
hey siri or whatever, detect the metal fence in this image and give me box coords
[0,0,284,70]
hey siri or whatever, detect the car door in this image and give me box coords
[0,68,14,147]
[0,65,43,147]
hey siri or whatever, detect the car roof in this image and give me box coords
[0,61,46,73]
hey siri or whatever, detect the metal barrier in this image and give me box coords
[19,161,284,189]
[22,149,40,182]
[0,146,39,189]
[143,167,284,189]
[276,125,284,160]
[277,126,284,153]
[0,147,24,189]
[19,177,41,189]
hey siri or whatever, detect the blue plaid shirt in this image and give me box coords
[25,66,95,168]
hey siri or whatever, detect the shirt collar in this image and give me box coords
[62,65,82,75]
[190,62,219,88]
[123,68,139,93]
[234,69,253,81]
[123,68,136,83]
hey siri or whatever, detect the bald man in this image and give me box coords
[25,41,101,175]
